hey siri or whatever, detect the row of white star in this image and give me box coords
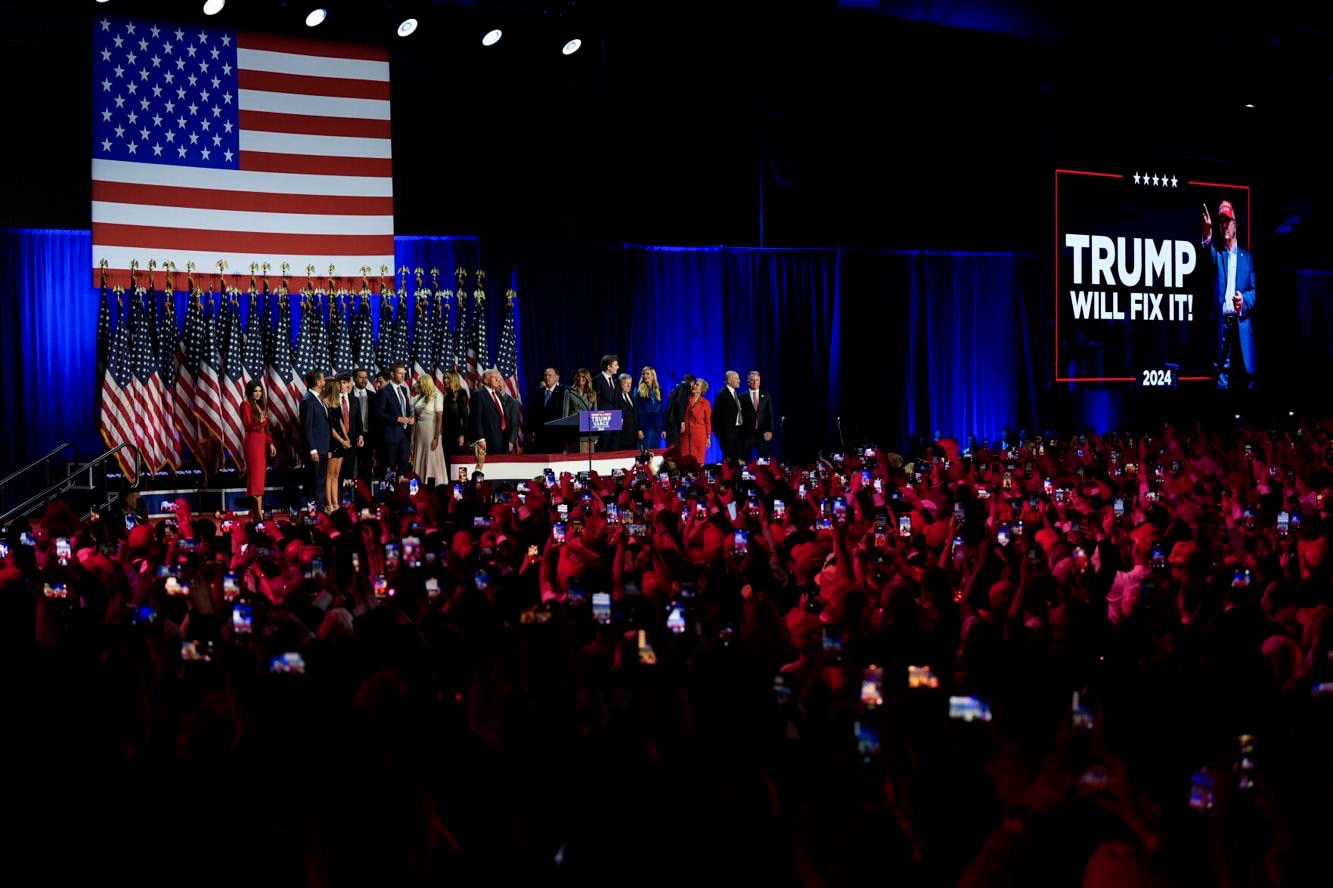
[100,19,231,47]
[100,41,224,63]
[102,123,231,147]
[99,138,234,163]
[1134,173,1178,187]
[100,107,235,134]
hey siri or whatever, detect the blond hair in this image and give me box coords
[417,374,437,401]
[637,366,662,400]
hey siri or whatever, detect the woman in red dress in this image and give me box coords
[242,381,276,511]
[680,377,712,465]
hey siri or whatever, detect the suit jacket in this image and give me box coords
[533,384,567,429]
[712,386,743,444]
[592,372,618,418]
[665,382,692,431]
[470,387,519,452]
[373,382,413,445]
[299,390,331,456]
[739,388,774,436]
[612,389,640,449]
[1200,238,1257,374]
[351,386,374,444]
[339,391,364,444]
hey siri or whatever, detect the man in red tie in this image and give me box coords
[739,370,774,460]
[469,368,519,455]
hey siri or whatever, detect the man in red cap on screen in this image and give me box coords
[1200,199,1256,390]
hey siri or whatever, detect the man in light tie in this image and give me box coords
[372,363,414,479]
[712,370,745,463]
[615,373,641,450]
[531,367,566,454]
[740,370,774,460]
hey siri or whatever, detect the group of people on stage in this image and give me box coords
[528,355,775,464]
[240,354,776,509]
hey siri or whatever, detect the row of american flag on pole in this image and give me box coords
[97,259,523,481]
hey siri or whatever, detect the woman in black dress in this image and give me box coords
[441,370,470,479]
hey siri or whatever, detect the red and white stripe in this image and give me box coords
[196,361,224,460]
[99,376,138,481]
[173,348,199,464]
[220,384,247,473]
[92,33,393,288]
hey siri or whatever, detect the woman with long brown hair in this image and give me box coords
[321,378,352,509]
[241,380,276,510]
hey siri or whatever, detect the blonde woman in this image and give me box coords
[321,378,351,509]
[681,377,711,465]
[563,367,598,453]
[411,375,448,486]
[635,366,666,448]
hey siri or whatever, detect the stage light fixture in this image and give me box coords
[397,18,418,37]
[561,37,582,56]
[482,28,503,46]
[305,8,327,27]
[96,0,111,4]
[1245,103,1255,108]
[202,0,225,15]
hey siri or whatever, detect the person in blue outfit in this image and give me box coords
[634,366,667,449]
[1200,199,1256,390]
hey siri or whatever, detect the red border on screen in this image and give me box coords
[1054,169,1239,384]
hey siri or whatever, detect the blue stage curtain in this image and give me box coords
[839,250,1041,452]
[0,229,100,475]
[3,229,1046,476]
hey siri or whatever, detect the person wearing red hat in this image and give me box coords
[1200,199,1256,390]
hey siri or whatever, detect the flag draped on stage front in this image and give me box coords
[90,15,394,288]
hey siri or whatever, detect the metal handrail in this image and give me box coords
[0,442,75,489]
[0,443,141,527]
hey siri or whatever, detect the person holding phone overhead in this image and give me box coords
[1200,200,1256,390]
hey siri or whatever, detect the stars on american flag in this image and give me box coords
[94,16,239,169]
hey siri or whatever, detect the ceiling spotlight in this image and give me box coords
[397,18,418,37]
[202,0,225,15]
[482,28,503,46]
[561,37,582,56]
[1244,103,1255,108]
[96,0,111,4]
[305,8,327,27]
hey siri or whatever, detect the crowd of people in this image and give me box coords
[6,419,1333,885]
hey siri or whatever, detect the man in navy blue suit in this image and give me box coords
[373,363,414,479]
[298,369,329,507]
[1201,200,1256,390]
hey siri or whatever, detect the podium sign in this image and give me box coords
[579,410,624,433]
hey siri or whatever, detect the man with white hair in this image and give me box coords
[469,368,520,455]
[712,370,745,463]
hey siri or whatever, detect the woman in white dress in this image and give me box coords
[411,375,447,486]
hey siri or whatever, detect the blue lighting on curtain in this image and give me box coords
[2,229,1045,474]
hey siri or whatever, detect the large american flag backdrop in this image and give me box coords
[91,14,393,286]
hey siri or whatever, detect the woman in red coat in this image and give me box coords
[242,381,276,510]
[680,377,712,465]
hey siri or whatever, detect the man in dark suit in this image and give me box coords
[739,370,775,459]
[470,368,520,454]
[712,370,745,463]
[336,373,365,490]
[664,373,694,449]
[530,367,567,454]
[591,354,620,451]
[350,367,375,487]
[298,370,330,506]
[373,363,414,479]
[612,373,641,450]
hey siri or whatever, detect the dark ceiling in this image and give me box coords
[5,0,1332,265]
